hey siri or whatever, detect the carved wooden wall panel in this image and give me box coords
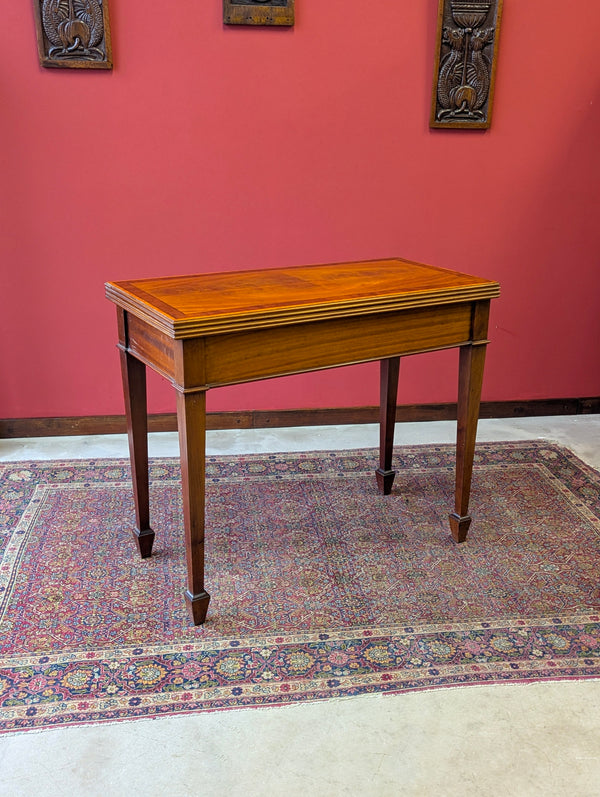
[33,0,113,69]
[224,0,295,27]
[430,0,503,129]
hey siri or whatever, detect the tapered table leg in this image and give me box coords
[119,347,155,558]
[449,342,487,543]
[176,389,211,626]
[376,357,400,495]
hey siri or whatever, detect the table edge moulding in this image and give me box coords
[105,257,500,625]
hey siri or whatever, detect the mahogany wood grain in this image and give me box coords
[126,315,176,381]
[117,309,154,558]
[105,258,499,339]
[376,357,400,495]
[176,389,211,625]
[449,301,491,542]
[201,303,472,388]
[449,342,488,542]
[106,258,500,625]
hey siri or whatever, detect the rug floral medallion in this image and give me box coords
[1,441,600,733]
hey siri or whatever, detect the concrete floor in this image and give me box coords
[1,416,600,796]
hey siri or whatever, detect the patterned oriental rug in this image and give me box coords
[1,441,600,734]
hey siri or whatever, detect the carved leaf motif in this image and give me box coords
[42,0,67,46]
[76,0,104,48]
[41,0,104,52]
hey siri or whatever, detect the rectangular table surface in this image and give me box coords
[105,258,500,338]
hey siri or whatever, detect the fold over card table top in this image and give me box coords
[106,257,500,626]
[105,258,500,339]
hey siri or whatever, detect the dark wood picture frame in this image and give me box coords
[224,0,295,27]
[33,0,113,69]
[430,0,503,129]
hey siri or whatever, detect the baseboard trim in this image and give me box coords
[1,397,598,439]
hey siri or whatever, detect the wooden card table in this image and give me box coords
[106,258,500,625]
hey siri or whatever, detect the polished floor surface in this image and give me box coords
[1,416,599,796]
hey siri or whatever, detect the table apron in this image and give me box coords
[123,301,484,391]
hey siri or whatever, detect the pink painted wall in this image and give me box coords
[2,2,599,419]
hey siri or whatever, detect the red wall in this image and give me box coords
[2,2,599,419]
